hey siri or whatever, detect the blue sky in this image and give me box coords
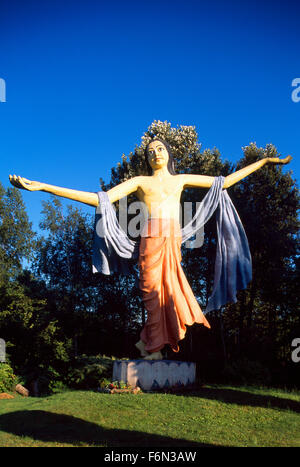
[0,0,299,233]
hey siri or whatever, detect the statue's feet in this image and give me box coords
[135,340,149,357]
[143,351,163,360]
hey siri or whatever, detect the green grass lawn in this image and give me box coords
[0,384,299,447]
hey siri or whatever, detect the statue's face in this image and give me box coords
[147,141,169,170]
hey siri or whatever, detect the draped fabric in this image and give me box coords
[205,189,252,313]
[181,176,224,243]
[92,191,139,276]
[139,218,210,353]
[92,176,252,314]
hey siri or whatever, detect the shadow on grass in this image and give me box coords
[182,386,300,413]
[0,410,223,447]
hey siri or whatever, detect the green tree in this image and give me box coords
[222,143,299,374]
[34,196,142,358]
[0,268,73,392]
[0,183,35,283]
[34,197,96,353]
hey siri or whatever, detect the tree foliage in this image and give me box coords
[222,143,300,376]
[0,183,35,282]
[33,196,142,358]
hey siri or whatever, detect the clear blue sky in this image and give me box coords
[1,0,299,233]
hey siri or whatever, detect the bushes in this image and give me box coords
[0,354,119,396]
[222,357,272,386]
[65,355,117,390]
[26,366,68,396]
[0,362,18,392]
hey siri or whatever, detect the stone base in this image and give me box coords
[112,360,196,391]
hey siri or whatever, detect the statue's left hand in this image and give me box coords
[9,175,45,191]
[267,155,292,165]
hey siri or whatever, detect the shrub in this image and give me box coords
[222,357,272,386]
[34,366,66,396]
[0,362,18,393]
[66,354,116,390]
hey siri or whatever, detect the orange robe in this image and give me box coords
[139,218,210,354]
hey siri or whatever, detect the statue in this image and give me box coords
[9,138,292,360]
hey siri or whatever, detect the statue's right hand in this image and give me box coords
[9,175,45,191]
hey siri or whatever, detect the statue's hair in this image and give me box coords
[145,137,176,175]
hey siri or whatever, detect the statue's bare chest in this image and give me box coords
[138,178,182,203]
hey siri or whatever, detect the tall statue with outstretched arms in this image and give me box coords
[9,138,292,359]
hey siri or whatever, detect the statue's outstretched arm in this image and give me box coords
[9,174,142,207]
[181,155,292,189]
[9,175,99,207]
[223,155,292,188]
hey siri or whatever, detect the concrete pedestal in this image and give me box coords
[112,360,196,391]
